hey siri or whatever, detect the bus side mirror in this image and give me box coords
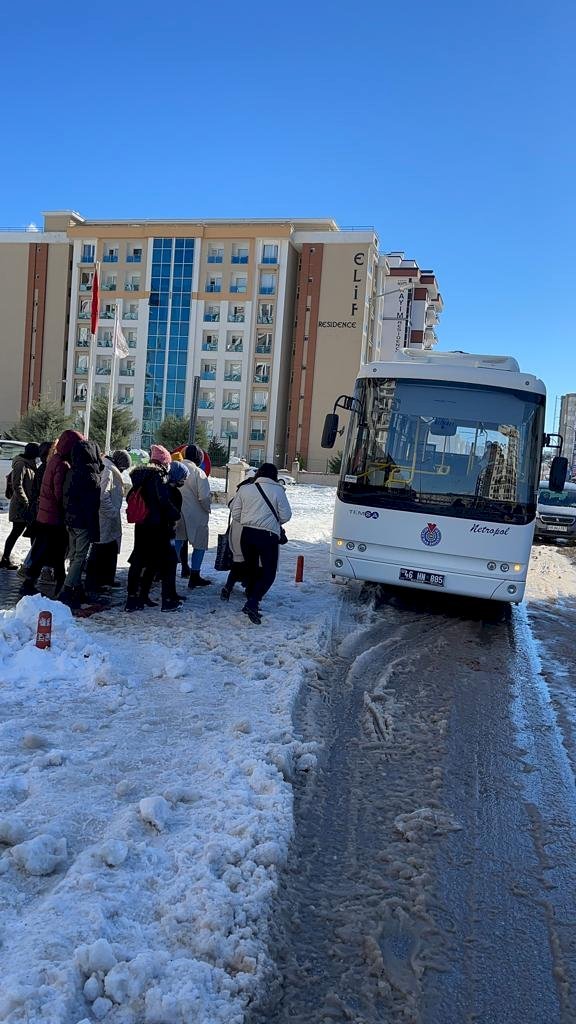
[549,456,568,492]
[321,413,339,449]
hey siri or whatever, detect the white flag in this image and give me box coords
[113,314,129,358]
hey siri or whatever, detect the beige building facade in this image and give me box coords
[0,218,73,433]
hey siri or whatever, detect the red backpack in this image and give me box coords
[126,488,148,524]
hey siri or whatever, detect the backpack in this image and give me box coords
[5,472,13,500]
[126,488,148,524]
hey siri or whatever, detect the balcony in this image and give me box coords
[102,283,117,291]
[253,374,270,384]
[261,256,278,264]
[119,367,136,377]
[127,253,142,263]
[75,365,88,375]
[125,282,140,291]
[76,339,90,348]
[206,283,222,293]
[204,313,220,322]
[230,284,247,293]
[207,254,223,263]
[199,399,215,409]
[222,430,239,439]
[78,311,90,320]
[79,283,92,292]
[228,314,245,322]
[259,286,275,295]
[202,343,218,352]
[200,371,216,381]
[255,345,271,355]
[103,254,119,263]
[222,401,240,411]
[250,430,266,441]
[118,396,134,405]
[123,311,138,320]
[98,340,113,348]
[231,255,249,264]
[80,251,95,264]
[224,373,241,382]
[257,315,273,324]
[96,366,111,376]
[128,340,137,349]
[100,311,114,320]
[252,403,268,413]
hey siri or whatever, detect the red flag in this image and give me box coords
[91,267,99,334]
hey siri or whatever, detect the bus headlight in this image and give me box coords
[335,558,344,568]
[336,539,344,547]
[514,564,521,572]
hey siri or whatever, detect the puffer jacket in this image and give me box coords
[230,477,292,537]
[98,457,124,545]
[37,430,83,526]
[63,440,103,540]
[8,454,37,524]
[128,464,181,533]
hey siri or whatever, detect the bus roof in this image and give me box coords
[359,350,546,396]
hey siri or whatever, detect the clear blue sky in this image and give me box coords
[2,0,574,429]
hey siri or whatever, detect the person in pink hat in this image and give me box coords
[124,443,182,612]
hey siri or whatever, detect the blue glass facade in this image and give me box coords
[142,237,194,446]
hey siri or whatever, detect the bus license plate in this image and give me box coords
[399,568,445,587]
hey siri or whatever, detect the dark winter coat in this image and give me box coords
[8,455,37,523]
[37,430,83,527]
[127,465,181,569]
[62,439,103,541]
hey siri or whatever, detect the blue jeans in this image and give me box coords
[174,540,205,571]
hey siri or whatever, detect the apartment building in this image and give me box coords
[286,230,379,471]
[374,252,443,360]
[0,214,74,433]
[63,216,337,462]
[559,393,576,477]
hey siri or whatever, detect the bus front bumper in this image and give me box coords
[331,553,526,603]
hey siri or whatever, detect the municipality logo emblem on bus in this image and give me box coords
[421,523,442,546]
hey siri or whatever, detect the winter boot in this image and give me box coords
[161,597,184,613]
[180,564,190,578]
[58,586,81,610]
[242,603,262,625]
[19,579,38,596]
[0,556,18,570]
[187,570,211,589]
[220,586,232,601]
[125,594,144,612]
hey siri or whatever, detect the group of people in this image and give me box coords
[1,431,292,624]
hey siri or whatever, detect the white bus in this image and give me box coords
[321,350,566,603]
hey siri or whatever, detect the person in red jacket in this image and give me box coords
[20,429,83,595]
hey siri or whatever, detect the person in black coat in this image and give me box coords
[58,439,103,608]
[125,458,182,612]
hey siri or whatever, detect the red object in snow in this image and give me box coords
[91,267,99,335]
[295,555,304,583]
[201,451,211,477]
[35,611,52,650]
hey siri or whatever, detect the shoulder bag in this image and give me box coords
[215,512,234,571]
[255,482,288,544]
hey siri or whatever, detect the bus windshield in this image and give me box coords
[339,378,545,524]
[538,487,576,509]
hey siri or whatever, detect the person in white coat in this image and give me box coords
[85,449,131,592]
[229,462,292,624]
[175,444,212,589]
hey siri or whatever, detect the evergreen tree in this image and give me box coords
[155,416,209,453]
[89,396,138,452]
[9,400,74,443]
[328,451,343,474]
[208,436,229,467]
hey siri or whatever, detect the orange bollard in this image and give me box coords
[295,555,304,583]
[35,611,52,650]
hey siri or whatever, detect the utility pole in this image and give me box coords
[188,375,200,445]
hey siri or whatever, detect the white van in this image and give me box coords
[535,480,576,542]
[0,440,28,507]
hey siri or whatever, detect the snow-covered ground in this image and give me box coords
[0,487,342,1024]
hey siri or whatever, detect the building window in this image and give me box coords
[81,244,95,264]
[226,334,243,353]
[224,361,242,382]
[222,418,239,439]
[97,328,113,348]
[232,244,249,264]
[199,389,216,409]
[228,305,245,323]
[79,271,93,292]
[262,243,278,264]
[223,390,240,410]
[127,246,142,263]
[123,302,138,320]
[207,247,224,263]
[201,361,217,381]
[202,333,218,352]
[257,303,274,324]
[206,276,222,293]
[230,276,247,294]
[77,326,90,347]
[125,275,140,291]
[204,304,220,322]
[256,332,272,354]
[253,362,270,384]
[259,273,276,295]
[252,390,268,412]
[102,275,117,291]
[103,245,119,263]
[250,418,266,442]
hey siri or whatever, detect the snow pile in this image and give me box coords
[0,486,338,1023]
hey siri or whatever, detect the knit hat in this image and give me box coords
[150,444,171,468]
[171,450,184,462]
[185,443,203,466]
[168,461,189,485]
[111,449,131,472]
[23,442,41,460]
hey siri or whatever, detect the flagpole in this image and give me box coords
[105,306,120,454]
[84,259,100,438]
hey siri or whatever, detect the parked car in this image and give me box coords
[0,440,28,508]
[278,472,297,486]
[534,480,576,542]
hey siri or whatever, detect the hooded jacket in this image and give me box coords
[37,430,83,527]
[175,459,211,549]
[129,464,181,533]
[8,454,37,524]
[98,456,125,545]
[62,439,103,540]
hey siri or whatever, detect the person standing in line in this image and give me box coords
[85,449,131,593]
[230,462,292,624]
[59,438,103,608]
[220,476,253,601]
[176,444,212,590]
[0,443,40,569]
[125,444,182,612]
[18,440,54,578]
[20,430,84,595]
